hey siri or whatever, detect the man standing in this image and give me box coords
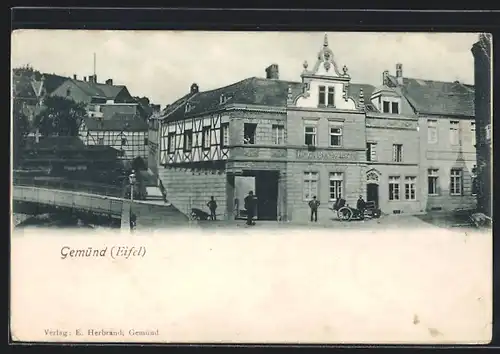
[356,195,366,219]
[244,191,256,226]
[308,196,320,222]
[207,196,218,221]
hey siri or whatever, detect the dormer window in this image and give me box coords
[319,85,335,107]
[319,86,326,106]
[381,98,400,114]
[66,88,71,97]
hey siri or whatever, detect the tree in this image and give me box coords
[12,100,30,168]
[131,156,147,171]
[34,96,87,136]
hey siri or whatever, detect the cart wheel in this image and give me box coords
[337,207,353,221]
[373,209,381,219]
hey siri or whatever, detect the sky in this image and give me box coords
[12,30,480,108]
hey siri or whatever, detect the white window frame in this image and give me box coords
[202,127,211,149]
[318,85,326,106]
[304,125,317,146]
[329,172,343,201]
[329,125,343,147]
[450,169,462,196]
[449,121,460,146]
[327,86,335,107]
[272,124,285,145]
[392,144,403,162]
[471,121,476,147]
[427,119,438,144]
[184,130,193,151]
[221,123,229,147]
[389,176,401,201]
[404,176,417,201]
[427,169,439,196]
[366,142,377,162]
[303,171,319,201]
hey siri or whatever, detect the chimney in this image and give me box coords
[73,74,77,80]
[395,63,403,85]
[88,74,97,83]
[84,76,87,82]
[190,83,199,94]
[265,64,279,80]
[382,70,389,86]
[105,78,113,85]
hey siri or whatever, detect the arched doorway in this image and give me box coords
[366,170,380,208]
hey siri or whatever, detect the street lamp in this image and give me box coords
[129,170,136,202]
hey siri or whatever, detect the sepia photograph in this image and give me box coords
[10,30,493,344]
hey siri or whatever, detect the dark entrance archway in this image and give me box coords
[367,183,379,208]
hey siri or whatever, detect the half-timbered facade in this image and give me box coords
[79,114,149,165]
[153,34,477,222]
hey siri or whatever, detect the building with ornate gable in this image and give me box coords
[151,34,477,222]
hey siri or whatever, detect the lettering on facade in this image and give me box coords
[271,149,287,158]
[243,148,259,157]
[296,149,356,161]
[366,118,417,130]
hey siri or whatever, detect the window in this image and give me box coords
[449,121,460,145]
[471,122,476,146]
[304,125,317,146]
[272,124,285,145]
[303,172,319,201]
[243,123,257,144]
[97,137,104,145]
[392,144,403,162]
[405,176,417,200]
[121,137,127,146]
[450,169,462,196]
[144,138,148,146]
[471,174,478,196]
[184,130,193,151]
[202,127,211,149]
[366,142,377,162]
[383,101,390,113]
[428,169,439,195]
[220,123,229,147]
[167,132,175,153]
[329,172,343,201]
[318,86,326,106]
[329,126,342,147]
[327,87,335,107]
[389,176,401,201]
[391,102,399,114]
[427,120,438,144]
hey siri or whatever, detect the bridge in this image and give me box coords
[12,177,190,230]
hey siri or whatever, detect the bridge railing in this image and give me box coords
[12,176,125,198]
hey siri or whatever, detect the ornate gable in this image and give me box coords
[291,34,357,110]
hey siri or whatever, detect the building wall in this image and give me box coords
[158,166,227,218]
[80,128,149,162]
[418,116,477,212]
[366,114,422,214]
[285,108,366,221]
[51,81,92,104]
[100,104,139,118]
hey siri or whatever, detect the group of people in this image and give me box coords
[308,194,366,222]
[205,191,257,226]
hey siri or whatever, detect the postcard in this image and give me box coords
[11,30,493,344]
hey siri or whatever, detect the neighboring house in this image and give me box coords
[78,113,149,165]
[150,34,476,221]
[50,74,154,120]
[471,33,492,218]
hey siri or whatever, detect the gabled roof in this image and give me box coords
[41,73,71,95]
[12,75,37,100]
[82,114,148,132]
[387,75,475,117]
[70,79,126,100]
[162,77,373,122]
